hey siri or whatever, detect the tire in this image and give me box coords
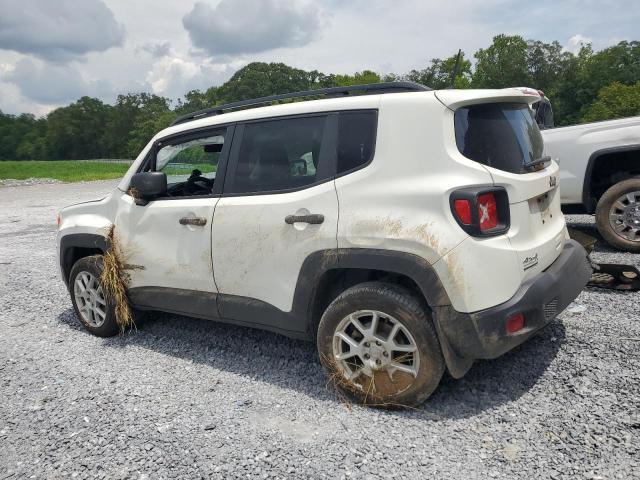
[68,255,119,337]
[595,178,640,253]
[317,282,444,407]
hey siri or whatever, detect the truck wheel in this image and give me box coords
[317,282,444,407]
[595,179,640,253]
[69,255,119,337]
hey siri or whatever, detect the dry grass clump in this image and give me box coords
[100,225,135,333]
[127,187,141,200]
[321,353,417,409]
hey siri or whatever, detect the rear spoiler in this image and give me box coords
[434,88,540,110]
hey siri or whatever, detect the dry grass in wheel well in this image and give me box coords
[100,225,134,333]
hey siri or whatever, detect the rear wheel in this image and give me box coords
[317,282,444,407]
[595,178,640,252]
[69,255,119,337]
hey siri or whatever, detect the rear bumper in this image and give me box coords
[436,239,591,360]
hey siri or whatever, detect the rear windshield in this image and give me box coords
[454,102,544,174]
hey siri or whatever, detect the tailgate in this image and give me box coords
[449,96,567,280]
[488,161,566,280]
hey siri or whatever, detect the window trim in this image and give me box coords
[133,124,236,201]
[133,107,379,200]
[221,112,339,197]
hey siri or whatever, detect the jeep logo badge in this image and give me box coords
[549,176,557,188]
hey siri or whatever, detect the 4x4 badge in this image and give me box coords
[549,176,557,188]
[523,253,539,271]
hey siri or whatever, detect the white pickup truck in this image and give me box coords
[541,115,640,252]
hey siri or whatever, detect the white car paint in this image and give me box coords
[541,116,640,205]
[58,87,568,316]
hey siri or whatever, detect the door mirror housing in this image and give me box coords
[129,172,167,205]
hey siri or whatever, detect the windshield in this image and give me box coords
[454,102,544,174]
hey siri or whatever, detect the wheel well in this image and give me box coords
[62,247,103,283]
[587,148,640,211]
[309,268,425,336]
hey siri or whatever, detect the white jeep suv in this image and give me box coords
[57,82,591,406]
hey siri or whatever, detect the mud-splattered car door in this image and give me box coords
[211,115,338,331]
[113,127,233,311]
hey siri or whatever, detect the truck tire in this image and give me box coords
[595,178,640,253]
[69,255,119,337]
[317,282,444,407]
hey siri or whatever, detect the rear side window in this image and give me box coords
[454,103,544,174]
[226,115,327,194]
[337,111,377,174]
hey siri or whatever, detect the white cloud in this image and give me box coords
[0,0,639,116]
[566,34,592,54]
[4,58,113,104]
[0,0,124,61]
[183,0,323,57]
[140,42,172,58]
[145,55,243,99]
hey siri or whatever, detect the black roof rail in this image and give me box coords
[170,81,430,126]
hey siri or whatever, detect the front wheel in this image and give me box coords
[69,255,119,337]
[317,282,444,407]
[595,179,640,252]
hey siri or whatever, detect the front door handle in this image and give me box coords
[284,213,324,225]
[179,217,207,226]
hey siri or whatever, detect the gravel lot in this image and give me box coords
[1,180,639,479]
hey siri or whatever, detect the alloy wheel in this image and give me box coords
[73,271,107,328]
[608,190,640,242]
[332,310,420,398]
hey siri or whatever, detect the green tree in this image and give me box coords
[554,41,640,124]
[404,52,472,89]
[329,70,382,86]
[0,112,47,160]
[175,87,219,115]
[45,97,111,159]
[526,40,573,94]
[104,93,172,158]
[581,81,640,122]
[214,62,316,104]
[127,110,177,157]
[472,35,530,88]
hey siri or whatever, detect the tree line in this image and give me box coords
[1,35,639,161]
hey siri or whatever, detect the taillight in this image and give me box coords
[450,186,510,237]
[453,199,472,225]
[477,193,497,231]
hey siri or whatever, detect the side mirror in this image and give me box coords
[128,172,167,205]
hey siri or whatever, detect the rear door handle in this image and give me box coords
[179,217,207,226]
[284,214,324,225]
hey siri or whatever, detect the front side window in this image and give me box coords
[155,132,225,196]
[454,102,544,174]
[226,116,327,194]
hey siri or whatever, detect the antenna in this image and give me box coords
[449,49,463,89]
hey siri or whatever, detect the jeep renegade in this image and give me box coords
[57,82,592,406]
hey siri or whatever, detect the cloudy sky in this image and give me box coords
[0,0,637,116]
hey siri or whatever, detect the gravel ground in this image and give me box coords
[0,178,62,187]
[1,181,639,479]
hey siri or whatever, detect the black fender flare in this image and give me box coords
[59,233,108,285]
[289,248,470,376]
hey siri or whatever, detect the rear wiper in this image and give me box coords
[523,155,551,172]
